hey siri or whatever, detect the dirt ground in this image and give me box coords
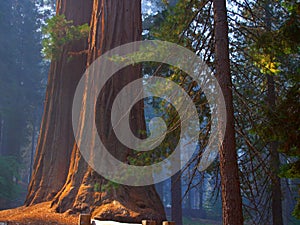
[0,202,78,225]
[0,202,223,225]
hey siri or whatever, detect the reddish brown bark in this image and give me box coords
[25,0,93,205]
[27,0,165,222]
[212,0,243,224]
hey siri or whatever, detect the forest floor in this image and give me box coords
[183,217,222,225]
[0,202,78,225]
[0,202,222,225]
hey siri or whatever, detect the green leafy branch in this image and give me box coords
[42,14,90,60]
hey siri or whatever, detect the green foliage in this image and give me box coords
[122,0,213,170]
[251,1,299,75]
[93,182,100,192]
[281,1,300,45]
[152,0,209,45]
[249,1,300,218]
[0,156,21,200]
[280,161,300,179]
[255,85,300,155]
[42,14,90,60]
[100,181,119,192]
[93,181,120,193]
[252,52,281,75]
[293,200,300,219]
[275,85,300,219]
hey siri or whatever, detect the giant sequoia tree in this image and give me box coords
[26,0,165,222]
[26,0,93,205]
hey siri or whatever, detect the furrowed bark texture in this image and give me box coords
[25,0,93,205]
[27,0,165,223]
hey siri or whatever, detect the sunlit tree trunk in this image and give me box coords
[26,0,165,222]
[25,0,93,205]
[212,0,243,224]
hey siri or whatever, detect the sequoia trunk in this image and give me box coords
[25,0,93,205]
[28,0,165,222]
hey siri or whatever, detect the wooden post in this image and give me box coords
[162,221,175,225]
[79,214,91,225]
[142,220,156,225]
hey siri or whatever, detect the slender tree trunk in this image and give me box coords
[267,74,283,225]
[264,2,283,224]
[171,171,182,225]
[212,0,243,224]
[269,140,283,225]
[25,0,93,205]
